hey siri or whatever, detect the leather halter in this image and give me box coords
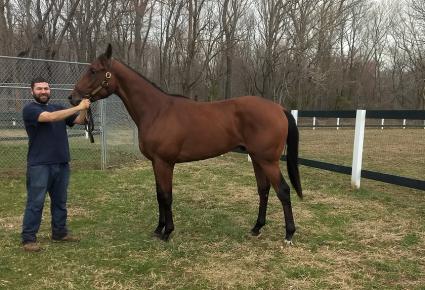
[84,71,111,143]
[85,71,112,102]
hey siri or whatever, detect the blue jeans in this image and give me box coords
[22,163,70,243]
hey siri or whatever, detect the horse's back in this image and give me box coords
[180,95,287,141]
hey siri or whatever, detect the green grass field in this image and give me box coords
[0,152,424,289]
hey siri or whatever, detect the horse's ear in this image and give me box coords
[106,44,112,59]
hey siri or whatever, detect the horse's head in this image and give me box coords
[69,44,117,106]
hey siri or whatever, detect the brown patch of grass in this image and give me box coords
[191,243,275,289]
[68,206,92,218]
[0,216,21,232]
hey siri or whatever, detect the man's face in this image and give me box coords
[32,82,51,104]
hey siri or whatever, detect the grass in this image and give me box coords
[1,153,424,289]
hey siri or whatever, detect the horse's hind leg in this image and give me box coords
[152,159,175,241]
[251,159,270,236]
[258,161,296,244]
[153,182,166,237]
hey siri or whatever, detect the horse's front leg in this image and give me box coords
[152,159,175,241]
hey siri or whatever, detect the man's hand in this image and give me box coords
[73,99,91,125]
[77,99,91,110]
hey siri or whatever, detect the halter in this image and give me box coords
[84,71,112,143]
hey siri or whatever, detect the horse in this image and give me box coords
[69,44,303,244]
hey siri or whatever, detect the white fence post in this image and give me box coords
[351,110,366,189]
[403,119,406,129]
[313,117,316,130]
[381,118,384,130]
[337,118,340,130]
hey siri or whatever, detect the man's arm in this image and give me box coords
[73,109,88,125]
[38,99,91,123]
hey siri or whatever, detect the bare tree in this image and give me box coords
[46,0,81,59]
[254,0,292,101]
[0,0,13,55]
[68,0,110,62]
[367,2,391,107]
[219,0,248,99]
[133,0,155,71]
[26,0,55,58]
[180,0,207,97]
[157,0,184,89]
[409,0,425,109]
[391,0,425,109]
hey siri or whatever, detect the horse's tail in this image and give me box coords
[283,110,303,199]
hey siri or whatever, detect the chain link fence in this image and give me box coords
[0,56,141,175]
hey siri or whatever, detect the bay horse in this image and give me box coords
[69,44,303,244]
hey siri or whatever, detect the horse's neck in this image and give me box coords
[113,61,169,126]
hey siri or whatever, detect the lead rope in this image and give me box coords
[83,71,111,143]
[85,106,95,143]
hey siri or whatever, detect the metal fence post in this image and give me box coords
[100,99,107,170]
[351,110,366,189]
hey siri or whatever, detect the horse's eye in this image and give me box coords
[89,68,96,74]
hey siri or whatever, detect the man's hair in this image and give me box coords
[30,77,49,90]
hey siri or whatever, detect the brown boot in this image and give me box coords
[52,234,80,242]
[23,242,42,252]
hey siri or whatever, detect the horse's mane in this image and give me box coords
[104,55,189,99]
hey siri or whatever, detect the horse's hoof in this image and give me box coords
[284,239,294,246]
[153,231,163,239]
[161,233,171,242]
[250,229,262,237]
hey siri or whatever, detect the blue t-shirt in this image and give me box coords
[23,102,77,166]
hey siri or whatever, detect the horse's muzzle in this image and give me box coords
[68,94,82,106]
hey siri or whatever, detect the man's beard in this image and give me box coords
[33,94,50,104]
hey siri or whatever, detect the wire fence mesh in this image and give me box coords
[0,56,141,175]
[100,96,142,168]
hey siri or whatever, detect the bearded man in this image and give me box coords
[21,77,91,252]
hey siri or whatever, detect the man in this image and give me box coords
[21,77,91,252]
